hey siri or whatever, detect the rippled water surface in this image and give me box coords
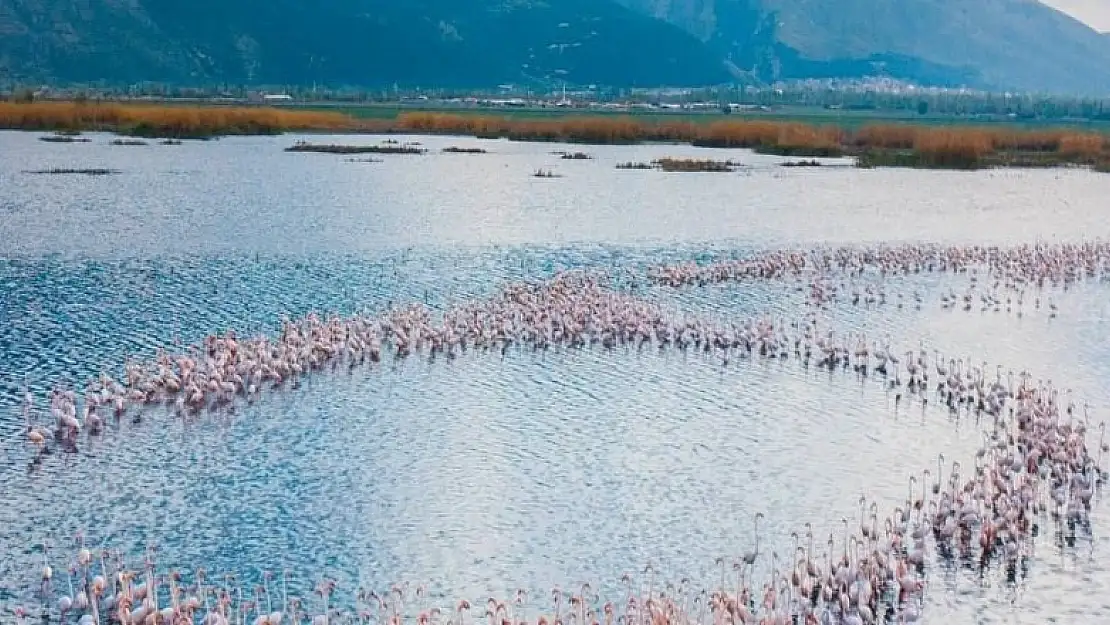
[2,131,1110,624]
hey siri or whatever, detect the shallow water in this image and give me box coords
[1,131,1110,624]
[1,131,1108,257]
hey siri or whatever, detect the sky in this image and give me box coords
[1040,0,1110,31]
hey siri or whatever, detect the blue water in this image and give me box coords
[2,131,1110,624]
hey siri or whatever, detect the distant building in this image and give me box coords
[263,94,293,102]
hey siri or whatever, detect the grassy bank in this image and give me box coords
[3,101,1109,170]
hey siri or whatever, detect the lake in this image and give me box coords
[1,131,1109,624]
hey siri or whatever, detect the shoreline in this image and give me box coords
[4,101,1109,172]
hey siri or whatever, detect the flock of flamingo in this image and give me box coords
[7,240,1109,625]
[649,242,1109,316]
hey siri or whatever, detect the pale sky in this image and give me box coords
[1040,0,1110,32]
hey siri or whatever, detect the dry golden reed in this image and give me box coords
[396,113,855,155]
[396,112,1110,162]
[3,102,1108,167]
[1057,133,1106,157]
[0,101,356,137]
[851,124,918,149]
[911,129,993,168]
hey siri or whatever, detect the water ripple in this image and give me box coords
[3,133,1110,624]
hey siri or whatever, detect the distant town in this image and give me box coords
[6,76,1110,123]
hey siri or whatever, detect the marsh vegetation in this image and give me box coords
[24,168,119,175]
[1,101,353,138]
[654,157,739,172]
[616,158,739,172]
[285,141,425,154]
[3,102,1109,171]
[396,112,1110,171]
[38,134,89,143]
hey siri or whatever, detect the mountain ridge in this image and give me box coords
[617,0,1110,94]
[3,0,1110,94]
[0,0,730,88]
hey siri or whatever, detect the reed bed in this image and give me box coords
[441,146,488,154]
[559,151,593,160]
[911,129,993,169]
[614,158,738,172]
[654,157,738,172]
[24,168,118,175]
[109,138,148,146]
[1057,133,1106,157]
[285,141,425,154]
[4,102,1110,169]
[853,124,1110,169]
[780,159,823,167]
[39,134,90,143]
[0,101,356,138]
[693,121,845,157]
[394,112,1109,169]
[397,112,686,144]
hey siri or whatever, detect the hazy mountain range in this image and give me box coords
[2,0,1110,95]
[618,0,1110,94]
[0,0,730,88]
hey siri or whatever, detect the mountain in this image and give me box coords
[0,0,730,88]
[617,0,1110,94]
[6,0,1109,94]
